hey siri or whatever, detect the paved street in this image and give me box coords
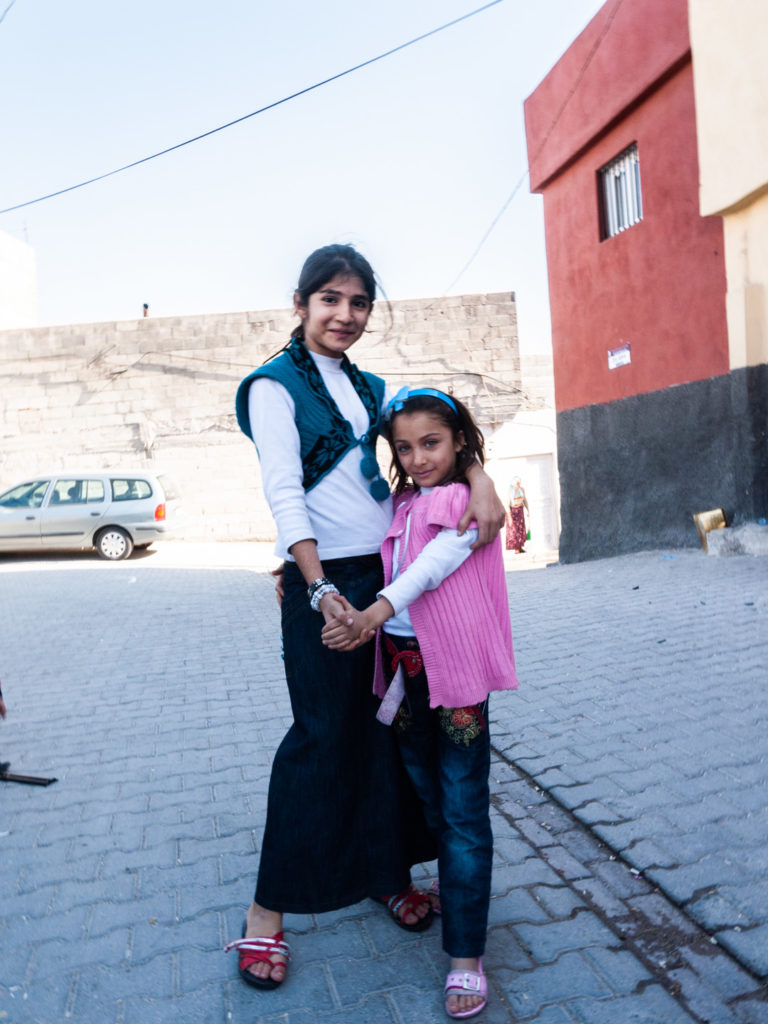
[1,543,767,1023]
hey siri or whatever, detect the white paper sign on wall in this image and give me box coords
[608,342,631,370]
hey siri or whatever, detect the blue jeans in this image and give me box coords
[384,633,492,958]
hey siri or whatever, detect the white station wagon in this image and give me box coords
[0,471,183,560]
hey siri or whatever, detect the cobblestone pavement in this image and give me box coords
[0,544,766,1023]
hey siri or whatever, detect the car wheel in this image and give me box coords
[95,527,134,561]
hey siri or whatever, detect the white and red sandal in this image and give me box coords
[225,922,290,990]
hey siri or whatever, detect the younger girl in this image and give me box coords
[322,388,518,1019]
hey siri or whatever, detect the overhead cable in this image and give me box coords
[0,0,503,215]
[0,1,17,27]
[444,0,625,292]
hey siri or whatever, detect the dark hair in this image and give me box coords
[292,244,376,340]
[384,392,485,495]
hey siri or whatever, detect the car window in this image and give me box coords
[156,475,180,501]
[50,479,84,505]
[49,479,106,505]
[85,480,106,503]
[111,478,152,502]
[0,480,50,508]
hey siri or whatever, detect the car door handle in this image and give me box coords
[25,515,36,520]
[90,511,102,517]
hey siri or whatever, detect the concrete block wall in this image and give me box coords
[0,292,549,542]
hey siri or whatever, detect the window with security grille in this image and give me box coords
[599,143,642,240]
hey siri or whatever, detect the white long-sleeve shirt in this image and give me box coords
[247,350,394,560]
[379,488,478,635]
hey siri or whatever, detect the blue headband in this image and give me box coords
[385,386,457,420]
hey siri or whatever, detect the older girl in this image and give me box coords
[227,245,504,990]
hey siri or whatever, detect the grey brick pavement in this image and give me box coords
[0,546,767,1023]
[495,550,768,980]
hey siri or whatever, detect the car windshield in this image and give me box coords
[0,480,50,508]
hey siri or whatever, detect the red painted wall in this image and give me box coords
[524,0,728,413]
[525,0,690,191]
[541,63,727,411]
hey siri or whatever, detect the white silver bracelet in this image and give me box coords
[310,583,340,613]
[307,576,334,601]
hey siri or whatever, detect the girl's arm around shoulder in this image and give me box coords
[425,482,472,530]
[459,461,505,548]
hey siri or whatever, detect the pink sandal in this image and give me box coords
[225,921,290,990]
[444,959,487,1019]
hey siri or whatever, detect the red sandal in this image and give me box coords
[225,921,290,990]
[373,884,434,932]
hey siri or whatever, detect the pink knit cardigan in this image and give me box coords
[373,483,519,709]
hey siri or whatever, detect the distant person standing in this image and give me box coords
[506,476,529,553]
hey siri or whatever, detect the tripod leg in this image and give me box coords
[0,765,58,786]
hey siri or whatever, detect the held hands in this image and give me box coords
[321,595,376,651]
[319,591,353,628]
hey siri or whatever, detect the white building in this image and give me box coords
[0,230,37,329]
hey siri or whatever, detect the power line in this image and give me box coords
[0,0,503,216]
[444,0,625,292]
[0,0,17,27]
[444,170,528,294]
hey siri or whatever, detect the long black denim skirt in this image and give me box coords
[255,554,435,914]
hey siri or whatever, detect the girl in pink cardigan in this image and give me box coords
[323,387,518,1020]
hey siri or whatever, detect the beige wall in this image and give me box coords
[0,230,37,330]
[722,194,768,370]
[690,0,768,217]
[0,292,552,542]
[689,0,768,370]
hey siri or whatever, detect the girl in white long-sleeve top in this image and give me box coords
[323,388,519,1019]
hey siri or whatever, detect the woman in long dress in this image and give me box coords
[505,476,529,553]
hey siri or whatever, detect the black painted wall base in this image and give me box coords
[556,364,768,563]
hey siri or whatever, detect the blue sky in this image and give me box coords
[0,0,605,349]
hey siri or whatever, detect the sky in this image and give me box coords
[0,0,606,352]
